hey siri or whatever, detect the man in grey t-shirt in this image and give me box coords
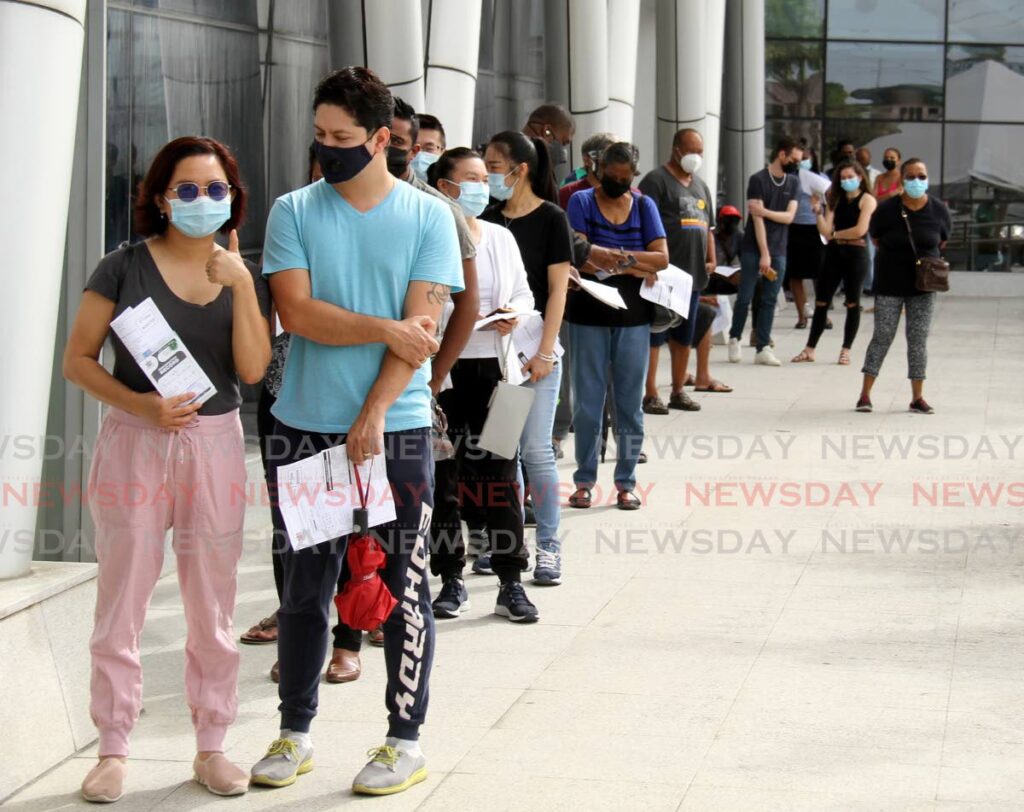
[638,128,728,413]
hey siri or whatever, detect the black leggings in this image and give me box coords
[808,243,869,350]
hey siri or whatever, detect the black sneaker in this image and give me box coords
[909,398,935,414]
[855,395,872,413]
[432,577,470,619]
[494,582,539,623]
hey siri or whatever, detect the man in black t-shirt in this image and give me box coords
[728,136,801,366]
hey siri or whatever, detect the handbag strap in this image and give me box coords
[494,332,514,382]
[900,205,921,262]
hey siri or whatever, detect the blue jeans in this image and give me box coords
[568,322,649,492]
[518,362,562,544]
[731,251,787,351]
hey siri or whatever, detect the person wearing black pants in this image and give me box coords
[266,422,436,746]
[430,360,527,606]
[250,67,464,796]
[791,160,876,366]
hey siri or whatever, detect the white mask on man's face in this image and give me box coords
[678,152,702,175]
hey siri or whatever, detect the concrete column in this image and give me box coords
[546,0,610,168]
[0,0,87,579]
[656,0,706,162]
[327,0,425,111]
[722,0,765,209]
[607,0,641,144]
[424,0,482,148]
[703,0,726,204]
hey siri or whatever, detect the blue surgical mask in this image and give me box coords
[840,178,860,193]
[450,180,489,218]
[411,151,440,182]
[799,158,812,171]
[488,171,518,201]
[168,196,231,238]
[904,178,928,199]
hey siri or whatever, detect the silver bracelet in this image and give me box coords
[537,352,556,362]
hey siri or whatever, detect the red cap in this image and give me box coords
[719,205,741,218]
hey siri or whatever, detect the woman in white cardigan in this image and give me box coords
[425,148,541,622]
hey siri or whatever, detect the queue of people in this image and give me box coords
[62,66,951,804]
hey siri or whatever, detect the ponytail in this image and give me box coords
[487,131,558,205]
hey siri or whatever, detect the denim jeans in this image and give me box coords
[568,322,649,492]
[731,251,787,351]
[518,362,562,544]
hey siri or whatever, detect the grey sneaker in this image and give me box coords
[250,737,314,788]
[352,744,428,796]
[533,540,562,586]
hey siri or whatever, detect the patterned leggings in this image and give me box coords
[861,293,936,380]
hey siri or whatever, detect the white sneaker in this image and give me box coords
[755,347,782,366]
[727,337,741,363]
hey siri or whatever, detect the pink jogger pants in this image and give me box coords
[87,407,247,756]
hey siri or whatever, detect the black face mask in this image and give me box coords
[720,219,739,235]
[314,138,375,184]
[783,161,799,175]
[883,158,897,171]
[386,145,411,178]
[600,176,631,198]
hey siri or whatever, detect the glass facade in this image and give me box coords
[767,0,1024,270]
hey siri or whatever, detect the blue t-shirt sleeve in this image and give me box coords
[410,198,465,292]
[567,192,589,238]
[262,195,307,276]
[638,194,667,246]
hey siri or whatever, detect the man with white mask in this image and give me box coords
[639,128,729,415]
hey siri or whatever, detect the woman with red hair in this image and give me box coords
[63,136,271,802]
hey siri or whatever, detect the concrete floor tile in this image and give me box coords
[453,728,707,787]
[419,773,685,811]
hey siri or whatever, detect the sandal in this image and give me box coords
[791,350,815,363]
[694,381,733,393]
[795,319,807,329]
[683,374,696,387]
[838,348,851,366]
[616,491,642,511]
[240,612,278,645]
[568,487,592,509]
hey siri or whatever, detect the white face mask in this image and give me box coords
[678,153,702,175]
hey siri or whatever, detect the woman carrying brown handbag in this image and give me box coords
[857,158,951,414]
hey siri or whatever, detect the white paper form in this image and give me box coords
[569,268,628,309]
[714,265,740,277]
[110,297,217,407]
[473,308,540,330]
[276,445,396,551]
[639,264,694,317]
[710,295,733,336]
[799,168,831,198]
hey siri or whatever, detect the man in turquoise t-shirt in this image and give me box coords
[251,67,463,797]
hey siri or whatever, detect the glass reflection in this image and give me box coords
[826,42,944,120]
[947,46,1024,123]
[827,0,944,42]
[766,0,824,39]
[948,0,1024,46]
[766,40,824,118]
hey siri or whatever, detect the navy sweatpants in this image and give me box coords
[266,420,435,740]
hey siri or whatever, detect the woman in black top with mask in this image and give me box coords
[858,158,950,414]
[792,160,876,365]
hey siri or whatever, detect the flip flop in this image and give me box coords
[694,381,733,393]
[683,374,696,387]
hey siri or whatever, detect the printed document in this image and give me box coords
[276,445,395,551]
[639,265,694,316]
[110,297,217,407]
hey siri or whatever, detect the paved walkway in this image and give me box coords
[6,295,1024,810]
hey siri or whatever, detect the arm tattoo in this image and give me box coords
[426,283,451,307]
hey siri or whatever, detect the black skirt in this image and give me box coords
[786,223,825,280]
